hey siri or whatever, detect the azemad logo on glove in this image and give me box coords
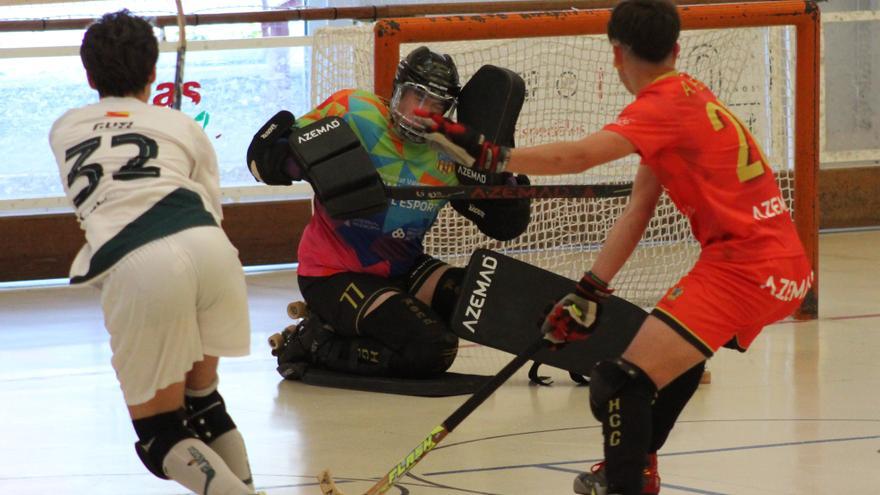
[295,118,342,144]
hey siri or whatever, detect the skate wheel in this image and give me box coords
[287,301,309,319]
[268,333,284,351]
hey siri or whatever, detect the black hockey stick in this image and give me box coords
[317,336,551,495]
[386,182,633,201]
[172,0,186,110]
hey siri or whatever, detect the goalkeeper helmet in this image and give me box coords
[391,46,460,142]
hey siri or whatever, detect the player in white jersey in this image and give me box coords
[48,10,259,495]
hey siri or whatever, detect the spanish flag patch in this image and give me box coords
[105,111,130,118]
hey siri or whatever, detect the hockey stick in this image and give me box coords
[317,336,551,495]
[172,0,186,110]
[386,182,633,201]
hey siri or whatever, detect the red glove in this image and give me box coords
[540,271,613,347]
[415,109,510,174]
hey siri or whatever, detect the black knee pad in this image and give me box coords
[430,267,465,323]
[132,409,198,480]
[359,293,459,377]
[406,256,447,292]
[184,389,237,444]
[588,358,657,423]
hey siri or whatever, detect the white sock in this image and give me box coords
[162,437,255,495]
[209,429,255,490]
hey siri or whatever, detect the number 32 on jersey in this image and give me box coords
[65,133,160,208]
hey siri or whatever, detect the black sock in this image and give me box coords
[590,359,658,495]
[604,385,655,495]
[650,361,705,452]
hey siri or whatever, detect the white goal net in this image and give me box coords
[310,21,796,308]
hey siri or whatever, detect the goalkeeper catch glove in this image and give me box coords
[415,109,510,174]
[540,271,613,347]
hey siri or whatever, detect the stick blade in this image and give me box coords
[317,469,348,495]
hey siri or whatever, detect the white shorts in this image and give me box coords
[100,226,251,406]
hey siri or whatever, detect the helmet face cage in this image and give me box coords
[390,82,457,143]
[391,47,460,143]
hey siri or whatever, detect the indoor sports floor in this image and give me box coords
[1,230,878,494]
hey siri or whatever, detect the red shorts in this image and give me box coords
[652,255,813,356]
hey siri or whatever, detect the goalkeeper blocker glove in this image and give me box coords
[415,109,511,174]
[540,271,613,347]
[247,110,300,186]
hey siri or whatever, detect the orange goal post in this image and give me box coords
[312,0,819,318]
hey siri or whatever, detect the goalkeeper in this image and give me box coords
[246,47,530,379]
[420,0,812,493]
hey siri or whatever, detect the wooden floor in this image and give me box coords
[1,231,879,495]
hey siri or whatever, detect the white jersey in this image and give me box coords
[49,96,223,284]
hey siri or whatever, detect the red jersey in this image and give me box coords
[604,71,804,262]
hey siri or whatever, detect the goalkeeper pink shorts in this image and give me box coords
[651,255,813,356]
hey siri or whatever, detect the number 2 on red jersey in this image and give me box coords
[705,101,769,183]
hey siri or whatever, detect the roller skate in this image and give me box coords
[573,453,660,495]
[268,301,333,380]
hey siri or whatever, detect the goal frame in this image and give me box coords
[372,0,820,319]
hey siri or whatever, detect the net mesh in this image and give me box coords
[311,21,795,308]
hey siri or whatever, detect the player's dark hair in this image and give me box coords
[607,0,680,63]
[80,9,159,97]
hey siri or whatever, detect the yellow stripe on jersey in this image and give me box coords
[653,307,713,353]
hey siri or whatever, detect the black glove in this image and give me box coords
[247,110,299,185]
[540,271,613,347]
[452,172,531,241]
[417,109,510,174]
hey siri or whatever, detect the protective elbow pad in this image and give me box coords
[453,173,531,241]
[289,117,388,220]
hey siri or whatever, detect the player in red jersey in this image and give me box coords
[420,1,812,493]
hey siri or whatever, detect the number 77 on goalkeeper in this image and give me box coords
[419,1,812,494]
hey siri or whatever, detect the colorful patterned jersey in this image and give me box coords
[296,89,459,278]
[603,72,805,262]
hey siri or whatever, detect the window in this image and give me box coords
[0,1,313,211]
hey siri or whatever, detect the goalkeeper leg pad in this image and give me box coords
[310,334,397,376]
[288,117,388,219]
[451,250,647,376]
[358,292,459,377]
